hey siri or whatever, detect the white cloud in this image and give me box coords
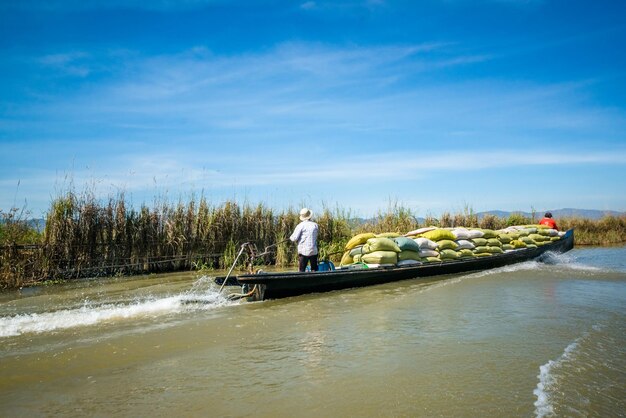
[300,1,316,10]
[39,52,92,77]
[5,42,626,214]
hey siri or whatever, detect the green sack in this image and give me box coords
[349,246,365,257]
[424,256,442,262]
[398,250,422,261]
[377,232,401,238]
[474,252,492,257]
[474,246,490,254]
[393,237,421,252]
[526,244,538,249]
[345,233,376,250]
[437,239,459,250]
[550,236,561,241]
[480,229,498,239]
[487,238,502,247]
[471,238,488,246]
[440,249,460,260]
[421,229,456,242]
[502,244,514,251]
[520,236,536,245]
[363,237,401,253]
[487,246,504,254]
[361,251,398,265]
[458,249,475,257]
[529,233,547,242]
[498,234,512,244]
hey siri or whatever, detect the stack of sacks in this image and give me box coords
[393,237,423,266]
[418,229,456,261]
[340,224,562,267]
[413,237,441,261]
[470,229,491,256]
[529,233,550,246]
[497,232,517,251]
[417,228,477,261]
[351,237,401,267]
[450,228,476,258]
[404,226,437,237]
[340,232,376,265]
[405,227,484,261]
[498,225,561,248]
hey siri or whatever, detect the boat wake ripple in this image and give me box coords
[533,336,582,418]
[532,322,626,418]
[0,276,235,338]
[465,251,614,280]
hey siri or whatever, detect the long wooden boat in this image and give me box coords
[216,229,574,301]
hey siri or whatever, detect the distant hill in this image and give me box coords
[477,208,625,221]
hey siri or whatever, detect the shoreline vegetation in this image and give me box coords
[1,190,625,289]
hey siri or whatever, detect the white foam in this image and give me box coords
[463,251,608,281]
[465,260,543,279]
[533,338,581,417]
[0,278,234,338]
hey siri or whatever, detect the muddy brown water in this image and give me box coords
[1,247,625,417]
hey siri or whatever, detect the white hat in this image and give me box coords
[299,208,312,221]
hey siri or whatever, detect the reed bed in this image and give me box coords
[1,191,625,289]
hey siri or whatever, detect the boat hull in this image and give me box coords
[218,229,574,301]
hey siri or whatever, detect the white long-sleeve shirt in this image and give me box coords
[289,220,319,256]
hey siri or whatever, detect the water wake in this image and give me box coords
[0,276,234,338]
[465,251,612,280]
[533,337,581,418]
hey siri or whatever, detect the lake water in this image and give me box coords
[1,247,625,417]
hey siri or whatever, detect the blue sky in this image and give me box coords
[1,0,625,218]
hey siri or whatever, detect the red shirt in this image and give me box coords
[539,217,558,230]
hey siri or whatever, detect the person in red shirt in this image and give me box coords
[539,212,558,230]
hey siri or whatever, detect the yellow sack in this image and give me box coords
[421,229,456,241]
[511,240,527,248]
[340,251,353,266]
[345,233,376,250]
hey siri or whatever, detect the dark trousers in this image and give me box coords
[298,254,318,272]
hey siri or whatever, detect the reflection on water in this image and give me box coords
[1,247,625,417]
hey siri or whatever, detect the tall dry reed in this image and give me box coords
[1,191,625,289]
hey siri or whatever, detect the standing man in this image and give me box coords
[290,208,319,272]
[539,212,558,230]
